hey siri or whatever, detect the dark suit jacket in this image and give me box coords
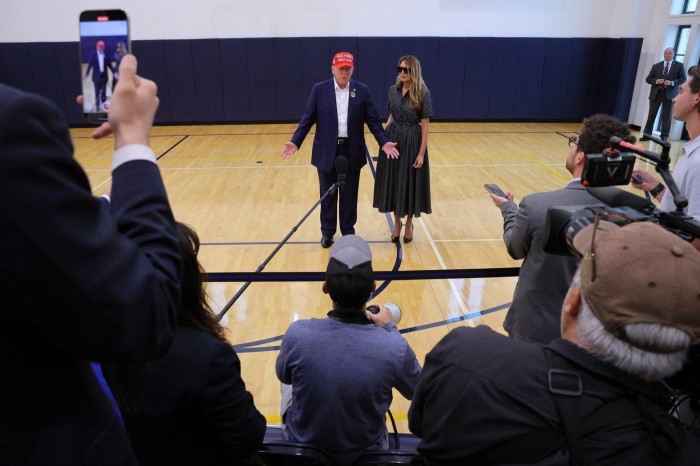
[86,51,116,83]
[103,326,267,466]
[0,84,181,465]
[646,60,687,101]
[499,181,601,344]
[291,78,389,174]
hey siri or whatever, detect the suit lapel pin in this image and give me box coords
[350,89,356,98]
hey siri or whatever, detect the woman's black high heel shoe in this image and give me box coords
[391,222,402,243]
[403,224,413,243]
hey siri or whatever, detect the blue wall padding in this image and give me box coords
[131,40,173,122]
[513,38,547,119]
[435,37,467,119]
[462,38,494,119]
[219,39,251,121]
[164,40,198,122]
[488,38,519,119]
[191,39,225,122]
[274,38,305,120]
[246,38,277,121]
[0,36,643,125]
[614,38,643,121]
[54,42,84,123]
[540,39,573,120]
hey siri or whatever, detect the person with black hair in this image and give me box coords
[103,222,266,466]
[276,235,421,465]
[487,114,636,344]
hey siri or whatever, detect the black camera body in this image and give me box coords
[580,150,637,187]
[542,135,700,417]
[543,136,700,256]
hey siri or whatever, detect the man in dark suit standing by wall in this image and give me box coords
[640,47,686,141]
[281,52,399,248]
[0,54,182,465]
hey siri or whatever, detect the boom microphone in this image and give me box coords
[335,155,348,186]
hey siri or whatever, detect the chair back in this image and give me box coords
[353,450,417,465]
[257,441,334,466]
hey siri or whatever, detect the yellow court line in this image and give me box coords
[523,154,570,183]
[264,412,409,424]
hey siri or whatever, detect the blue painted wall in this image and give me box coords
[0,36,642,125]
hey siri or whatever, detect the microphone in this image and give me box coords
[335,155,348,187]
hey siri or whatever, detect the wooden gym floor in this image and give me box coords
[70,122,679,432]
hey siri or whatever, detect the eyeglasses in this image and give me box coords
[557,132,580,148]
[397,66,410,74]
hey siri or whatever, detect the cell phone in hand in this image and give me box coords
[484,183,507,198]
[79,9,129,123]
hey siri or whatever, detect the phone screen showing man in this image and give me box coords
[79,10,129,122]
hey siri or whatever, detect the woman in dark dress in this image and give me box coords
[373,55,433,243]
[111,41,127,92]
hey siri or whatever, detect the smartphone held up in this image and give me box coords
[79,10,129,122]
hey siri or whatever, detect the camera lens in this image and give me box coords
[564,209,597,255]
[366,303,402,324]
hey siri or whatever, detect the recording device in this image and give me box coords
[335,155,348,187]
[580,148,637,187]
[79,10,129,123]
[543,135,700,257]
[542,135,700,420]
[484,183,507,198]
[367,302,402,325]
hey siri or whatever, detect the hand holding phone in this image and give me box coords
[108,55,159,149]
[484,183,508,198]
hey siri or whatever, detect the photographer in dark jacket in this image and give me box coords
[409,221,700,465]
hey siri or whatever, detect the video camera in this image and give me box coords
[544,134,700,418]
[543,134,700,256]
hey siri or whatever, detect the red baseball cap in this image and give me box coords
[333,52,354,68]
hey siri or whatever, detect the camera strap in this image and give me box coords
[461,348,673,466]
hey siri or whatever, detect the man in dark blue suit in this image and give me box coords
[282,52,399,248]
[640,47,687,141]
[0,55,182,465]
[83,40,116,110]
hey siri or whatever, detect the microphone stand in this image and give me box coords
[215,180,344,321]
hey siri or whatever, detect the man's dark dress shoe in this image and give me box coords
[639,136,650,141]
[321,235,333,248]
